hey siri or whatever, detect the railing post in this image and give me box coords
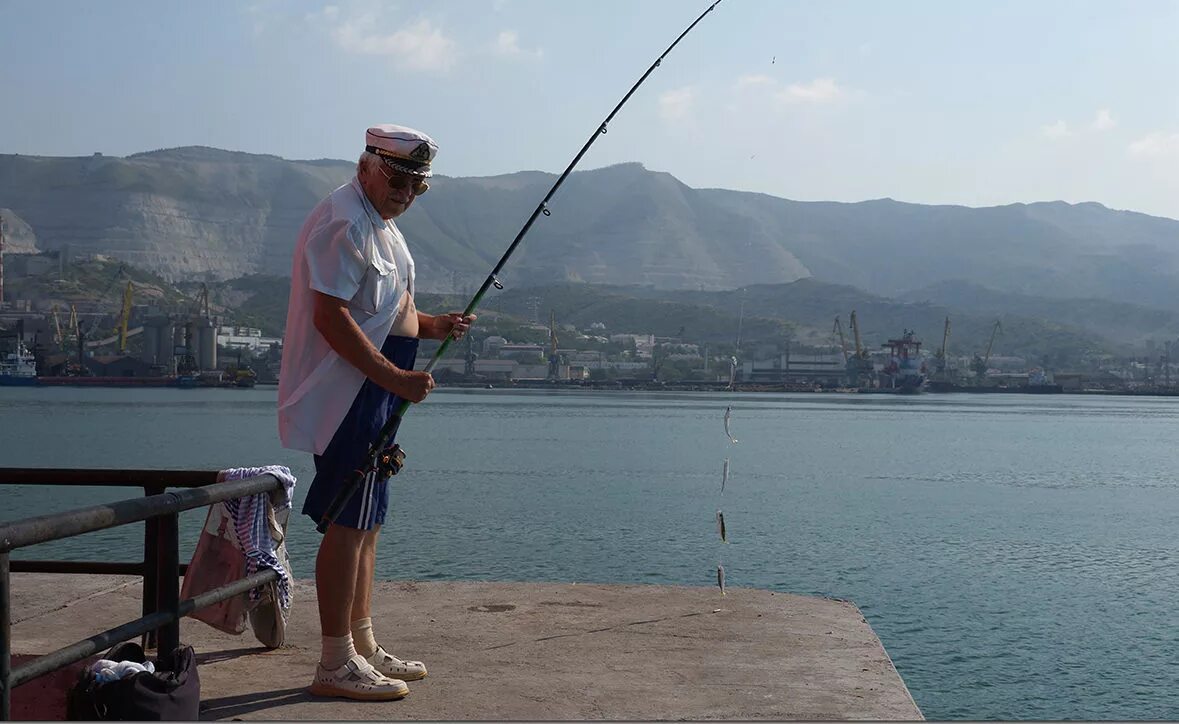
[141,485,162,651]
[155,513,180,666]
[1,552,12,721]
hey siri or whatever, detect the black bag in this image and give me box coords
[67,642,201,721]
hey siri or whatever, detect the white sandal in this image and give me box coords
[368,646,428,681]
[310,654,409,701]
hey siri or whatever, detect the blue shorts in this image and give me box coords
[302,335,419,532]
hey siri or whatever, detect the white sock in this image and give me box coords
[351,617,379,658]
[321,633,358,670]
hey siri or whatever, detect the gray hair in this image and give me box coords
[357,151,384,177]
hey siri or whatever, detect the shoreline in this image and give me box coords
[430,380,1179,397]
[10,378,1179,398]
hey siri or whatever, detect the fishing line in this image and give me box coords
[318,0,725,533]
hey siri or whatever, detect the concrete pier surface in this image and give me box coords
[10,574,922,721]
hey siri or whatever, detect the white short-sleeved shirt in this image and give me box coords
[277,176,417,454]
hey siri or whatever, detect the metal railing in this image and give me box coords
[0,469,284,720]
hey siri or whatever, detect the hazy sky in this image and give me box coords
[3,0,1178,219]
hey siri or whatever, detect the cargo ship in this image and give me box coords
[878,330,927,393]
[33,374,197,387]
[927,367,1063,394]
[0,347,238,388]
[926,382,1064,394]
[0,341,38,386]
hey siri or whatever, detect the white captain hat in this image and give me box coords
[365,124,438,178]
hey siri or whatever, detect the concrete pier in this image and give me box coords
[9,574,922,720]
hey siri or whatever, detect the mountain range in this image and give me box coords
[2,144,1179,363]
[2,146,1178,331]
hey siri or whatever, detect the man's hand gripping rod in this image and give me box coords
[317,0,723,533]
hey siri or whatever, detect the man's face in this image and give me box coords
[360,162,423,219]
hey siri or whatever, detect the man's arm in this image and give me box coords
[416,311,476,341]
[313,291,434,402]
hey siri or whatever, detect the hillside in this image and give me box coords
[901,281,1179,346]
[5,250,1126,367]
[487,281,1114,365]
[3,149,1179,314]
[212,274,1117,365]
[0,209,38,253]
[0,148,352,280]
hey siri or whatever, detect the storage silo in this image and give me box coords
[158,321,177,369]
[197,318,217,371]
[141,324,159,364]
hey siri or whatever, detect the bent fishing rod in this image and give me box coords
[318,0,724,533]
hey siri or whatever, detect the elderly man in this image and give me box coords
[278,124,473,700]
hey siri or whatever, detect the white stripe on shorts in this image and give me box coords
[358,470,374,529]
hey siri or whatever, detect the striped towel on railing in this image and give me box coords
[216,465,296,610]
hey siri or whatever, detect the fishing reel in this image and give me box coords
[374,443,407,478]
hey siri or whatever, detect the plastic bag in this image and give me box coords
[180,504,250,635]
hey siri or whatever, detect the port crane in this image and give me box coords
[116,281,134,353]
[846,310,874,385]
[69,305,79,343]
[192,282,210,318]
[80,263,128,339]
[547,310,560,381]
[464,331,477,377]
[83,281,143,351]
[934,316,951,379]
[51,304,64,349]
[850,311,863,359]
[972,320,1002,379]
[833,316,849,361]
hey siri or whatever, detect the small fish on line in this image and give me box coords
[724,405,738,444]
[716,510,727,543]
[727,355,738,390]
[717,564,726,595]
[721,457,729,494]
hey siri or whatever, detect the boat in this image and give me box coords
[223,363,257,388]
[927,367,1062,394]
[878,330,927,393]
[35,375,180,387]
[0,341,39,386]
[927,381,1063,394]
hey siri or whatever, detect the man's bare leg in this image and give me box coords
[310,523,407,700]
[351,527,380,633]
[317,523,367,637]
[349,527,429,681]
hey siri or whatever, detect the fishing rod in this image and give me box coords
[318,0,724,533]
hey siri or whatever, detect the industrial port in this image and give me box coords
[0,219,269,387]
[1,216,1177,395]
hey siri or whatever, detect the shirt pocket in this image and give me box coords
[355,256,399,317]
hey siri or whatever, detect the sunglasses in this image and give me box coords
[378,164,429,196]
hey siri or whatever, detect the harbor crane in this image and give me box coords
[934,316,951,379]
[846,310,874,386]
[69,305,79,343]
[972,320,1002,379]
[833,316,849,362]
[116,281,133,353]
[547,310,561,381]
[51,304,64,349]
[464,331,477,377]
[81,263,129,340]
[192,282,211,318]
[82,281,143,351]
[850,310,864,359]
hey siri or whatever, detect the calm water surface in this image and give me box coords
[1,387,1177,720]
